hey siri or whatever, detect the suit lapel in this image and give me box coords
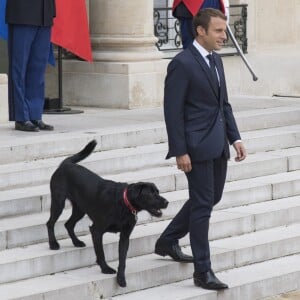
[188,44,219,100]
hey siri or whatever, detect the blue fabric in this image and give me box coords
[48,42,55,66]
[0,0,55,65]
[180,18,193,49]
[8,25,52,121]
[179,0,222,49]
[201,0,221,10]
[0,0,8,39]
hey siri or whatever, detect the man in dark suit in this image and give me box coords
[6,0,56,131]
[155,8,246,290]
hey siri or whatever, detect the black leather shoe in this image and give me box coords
[15,121,39,132]
[194,269,228,290]
[155,240,193,262]
[31,120,54,131]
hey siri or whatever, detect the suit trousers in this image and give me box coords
[8,24,51,121]
[159,153,227,272]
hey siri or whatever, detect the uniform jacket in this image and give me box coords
[164,44,241,162]
[6,0,56,26]
[173,0,225,17]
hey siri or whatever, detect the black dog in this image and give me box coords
[46,140,168,287]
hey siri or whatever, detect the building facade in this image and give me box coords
[1,0,300,120]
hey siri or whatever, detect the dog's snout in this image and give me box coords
[162,198,169,208]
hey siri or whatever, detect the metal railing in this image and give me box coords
[154,4,248,55]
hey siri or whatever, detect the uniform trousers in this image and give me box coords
[178,0,222,49]
[8,24,51,121]
[180,18,194,49]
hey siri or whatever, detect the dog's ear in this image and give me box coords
[143,182,159,194]
[127,183,141,199]
[129,182,146,198]
[127,182,150,200]
[133,182,159,196]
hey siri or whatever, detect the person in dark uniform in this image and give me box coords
[155,8,246,290]
[6,0,56,131]
[172,0,226,49]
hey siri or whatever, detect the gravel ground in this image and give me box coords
[264,290,300,299]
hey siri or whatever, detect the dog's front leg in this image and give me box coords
[117,223,135,288]
[89,224,116,274]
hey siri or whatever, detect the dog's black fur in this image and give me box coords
[46,140,168,287]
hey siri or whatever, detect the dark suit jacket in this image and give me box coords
[164,43,241,162]
[6,0,56,26]
[173,3,193,19]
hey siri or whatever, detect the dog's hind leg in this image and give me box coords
[65,202,86,247]
[90,224,116,274]
[46,192,66,250]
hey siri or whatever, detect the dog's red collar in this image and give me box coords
[123,188,137,216]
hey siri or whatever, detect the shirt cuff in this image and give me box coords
[233,140,242,144]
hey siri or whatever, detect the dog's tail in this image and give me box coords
[61,140,97,165]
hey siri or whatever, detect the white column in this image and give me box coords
[55,0,168,109]
[90,0,162,62]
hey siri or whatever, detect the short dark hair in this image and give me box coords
[192,8,227,36]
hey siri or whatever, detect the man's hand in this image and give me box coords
[176,154,192,173]
[233,142,247,162]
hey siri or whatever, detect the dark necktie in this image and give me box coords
[207,54,219,93]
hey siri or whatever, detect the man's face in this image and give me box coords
[196,16,227,52]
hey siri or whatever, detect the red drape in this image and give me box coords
[51,0,92,62]
[172,0,225,16]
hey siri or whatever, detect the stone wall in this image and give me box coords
[224,0,300,97]
[47,0,167,109]
[0,73,8,123]
[5,0,300,112]
[0,40,8,74]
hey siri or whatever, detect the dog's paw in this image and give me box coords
[49,241,60,250]
[101,266,116,274]
[73,240,86,248]
[117,274,127,288]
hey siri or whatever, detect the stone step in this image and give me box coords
[241,124,300,155]
[1,123,300,192]
[0,209,90,250]
[1,157,300,219]
[1,106,300,165]
[1,178,300,249]
[0,196,298,283]
[0,143,171,191]
[177,148,300,190]
[0,224,299,299]
[0,100,299,299]
[165,169,300,212]
[0,122,166,165]
[1,143,299,191]
[112,253,300,300]
[234,105,300,132]
[264,290,300,300]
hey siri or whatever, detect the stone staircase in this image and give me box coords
[0,97,300,299]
